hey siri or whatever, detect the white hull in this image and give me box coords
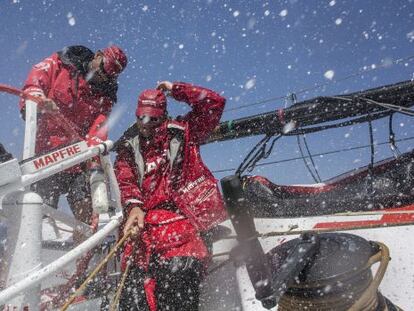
[33,209,414,310]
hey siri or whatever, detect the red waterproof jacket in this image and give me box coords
[114,82,228,268]
[19,46,116,153]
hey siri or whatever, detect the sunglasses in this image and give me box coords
[98,58,110,80]
[137,115,163,124]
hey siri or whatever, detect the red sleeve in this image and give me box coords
[86,88,116,140]
[99,95,115,117]
[171,82,225,144]
[19,54,59,111]
[87,114,109,144]
[114,146,144,215]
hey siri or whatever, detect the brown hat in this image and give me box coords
[136,89,167,117]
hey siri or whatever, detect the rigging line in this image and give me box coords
[212,223,413,260]
[60,229,133,311]
[245,139,270,173]
[224,94,288,113]
[370,101,414,113]
[236,135,271,175]
[236,136,268,175]
[246,144,268,173]
[361,98,414,115]
[367,115,375,196]
[362,97,414,117]
[246,135,282,171]
[212,136,414,174]
[288,113,389,135]
[109,240,138,311]
[224,54,414,113]
[327,95,414,117]
[297,135,320,183]
[284,111,391,136]
[263,135,282,158]
[238,135,282,175]
[213,110,397,175]
[302,134,322,182]
[338,94,414,116]
[219,219,414,241]
[368,116,375,168]
[335,210,414,217]
[228,101,391,174]
[388,114,401,157]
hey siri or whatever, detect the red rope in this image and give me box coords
[0,83,43,104]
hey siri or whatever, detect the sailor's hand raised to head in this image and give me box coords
[123,206,146,237]
[156,81,173,93]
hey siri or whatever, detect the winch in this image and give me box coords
[221,175,403,311]
[271,233,401,311]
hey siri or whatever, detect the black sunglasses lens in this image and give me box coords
[138,116,160,123]
[100,61,106,74]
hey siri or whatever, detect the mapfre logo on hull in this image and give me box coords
[21,141,88,174]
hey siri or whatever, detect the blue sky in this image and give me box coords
[0,0,413,184]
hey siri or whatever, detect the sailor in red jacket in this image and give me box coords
[114,81,227,311]
[19,45,127,229]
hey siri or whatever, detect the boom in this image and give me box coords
[205,79,414,143]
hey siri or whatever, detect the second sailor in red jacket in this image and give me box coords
[114,81,227,311]
[20,45,127,228]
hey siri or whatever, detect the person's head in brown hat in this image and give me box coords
[135,89,167,138]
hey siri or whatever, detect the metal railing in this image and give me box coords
[0,87,123,309]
